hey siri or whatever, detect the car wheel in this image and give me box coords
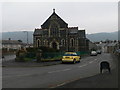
[62,61,64,64]
[73,59,76,64]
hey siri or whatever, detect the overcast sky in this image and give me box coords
[1,2,118,34]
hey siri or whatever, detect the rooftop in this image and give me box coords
[1,40,22,45]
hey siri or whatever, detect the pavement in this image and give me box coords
[2,60,62,67]
[50,54,119,89]
[0,54,16,64]
[1,54,62,67]
[55,67,118,88]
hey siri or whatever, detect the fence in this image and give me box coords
[25,51,89,59]
[42,52,65,59]
[76,51,89,56]
[25,52,36,58]
[42,51,89,59]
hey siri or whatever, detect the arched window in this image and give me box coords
[70,38,74,47]
[61,39,65,46]
[75,39,78,46]
[37,39,41,47]
[44,40,48,47]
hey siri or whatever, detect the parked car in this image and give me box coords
[90,51,97,56]
[115,49,120,56]
[97,50,102,54]
[62,52,80,64]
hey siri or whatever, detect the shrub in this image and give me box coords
[38,46,60,53]
[26,47,38,52]
[15,49,27,62]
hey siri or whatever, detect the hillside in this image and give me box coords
[0,31,34,43]
[0,31,118,43]
[86,31,118,42]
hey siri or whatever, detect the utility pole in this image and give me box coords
[23,31,29,45]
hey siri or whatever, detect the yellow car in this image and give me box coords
[62,52,80,64]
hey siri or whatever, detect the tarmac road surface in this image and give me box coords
[2,53,116,88]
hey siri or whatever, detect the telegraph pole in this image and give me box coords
[23,31,29,45]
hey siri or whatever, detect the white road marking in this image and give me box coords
[4,68,71,78]
[89,61,94,63]
[89,59,97,64]
[56,82,67,87]
[48,68,71,73]
[94,59,97,61]
[78,64,88,68]
[49,77,82,88]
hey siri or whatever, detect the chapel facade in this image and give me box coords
[33,9,89,52]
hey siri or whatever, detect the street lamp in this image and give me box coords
[23,31,29,45]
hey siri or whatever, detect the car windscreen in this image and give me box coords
[64,54,78,56]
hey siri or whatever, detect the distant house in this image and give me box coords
[89,41,97,51]
[1,38,23,52]
[96,41,119,53]
[22,43,33,48]
[96,42,107,53]
[106,42,118,53]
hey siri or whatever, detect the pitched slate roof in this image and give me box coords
[41,9,68,29]
[1,40,22,45]
[107,42,118,46]
[78,30,86,38]
[33,29,43,35]
[68,27,78,33]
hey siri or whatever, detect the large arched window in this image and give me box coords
[70,38,74,47]
[37,39,41,47]
[50,22,59,37]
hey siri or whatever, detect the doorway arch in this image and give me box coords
[50,41,59,50]
[52,42,57,49]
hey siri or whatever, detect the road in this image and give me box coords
[2,53,116,88]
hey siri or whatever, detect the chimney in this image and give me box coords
[53,8,55,13]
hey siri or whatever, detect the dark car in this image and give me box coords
[100,61,111,73]
[115,49,120,56]
[97,50,102,54]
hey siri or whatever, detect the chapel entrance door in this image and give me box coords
[52,42,57,50]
